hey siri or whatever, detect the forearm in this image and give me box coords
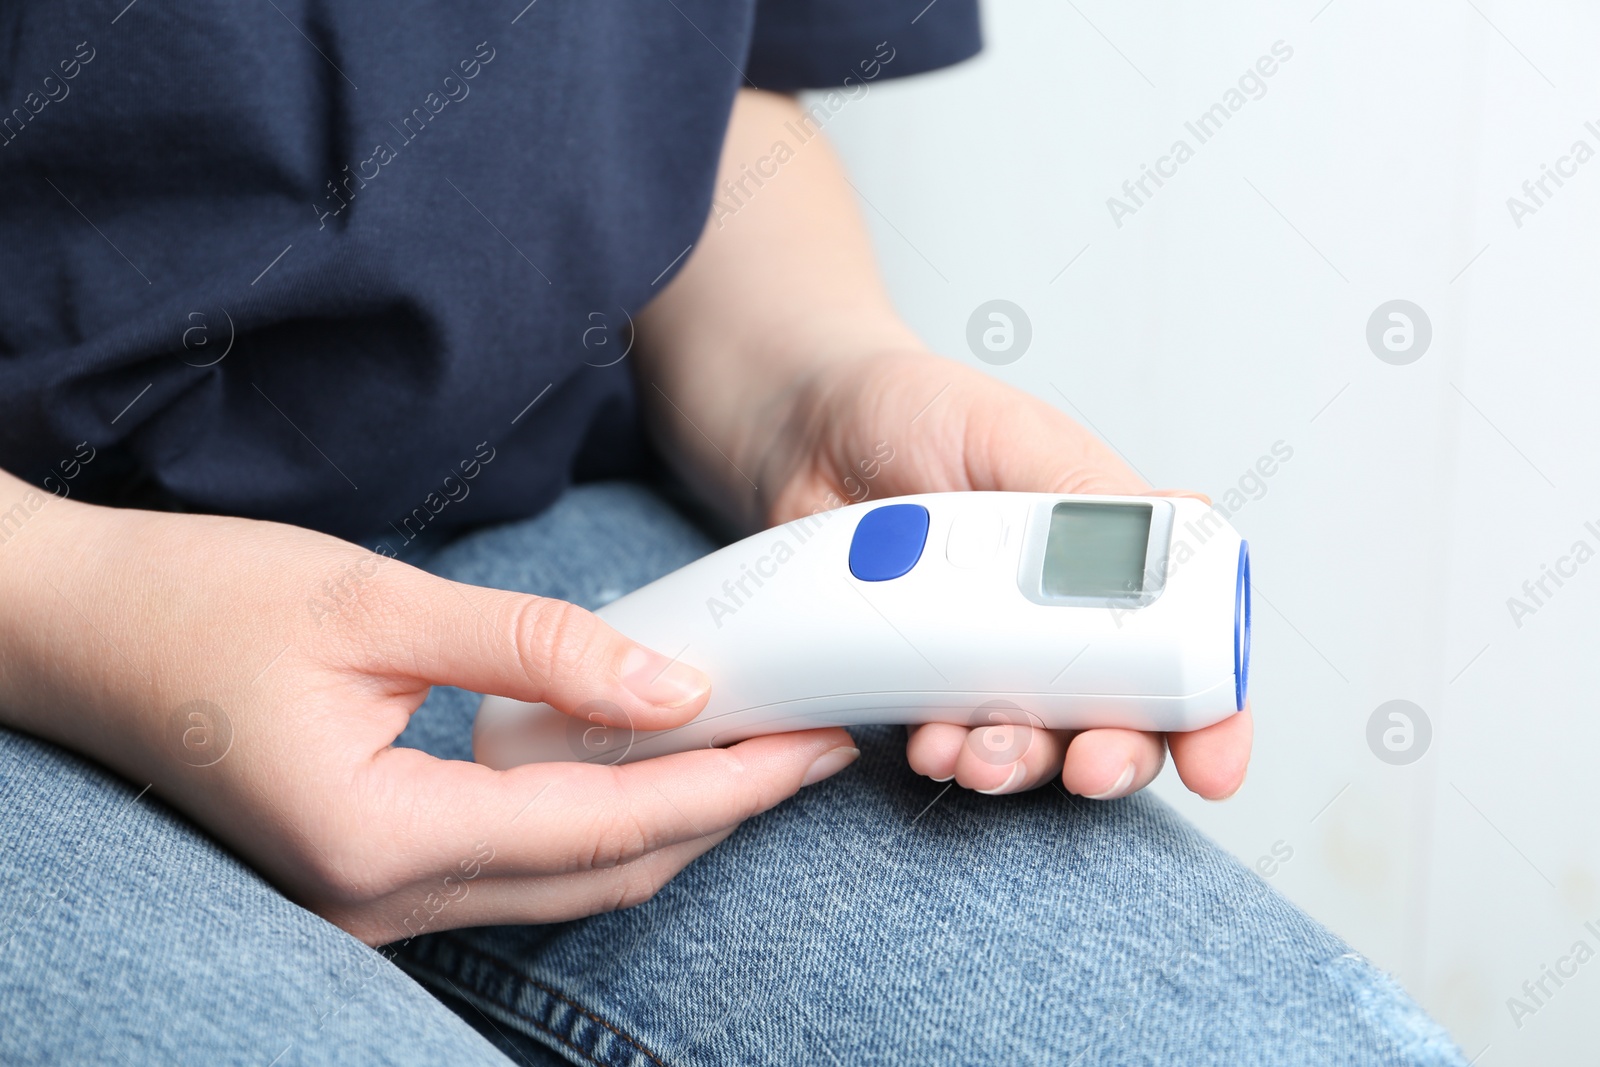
[0,469,109,740]
[0,470,274,788]
[632,88,923,531]
[0,468,170,767]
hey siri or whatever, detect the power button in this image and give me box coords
[848,504,930,581]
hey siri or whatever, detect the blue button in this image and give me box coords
[848,504,930,581]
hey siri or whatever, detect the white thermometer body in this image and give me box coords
[474,492,1250,767]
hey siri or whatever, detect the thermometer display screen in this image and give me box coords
[1041,502,1153,599]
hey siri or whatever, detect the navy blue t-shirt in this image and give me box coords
[0,0,979,542]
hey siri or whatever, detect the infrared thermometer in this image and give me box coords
[474,492,1250,768]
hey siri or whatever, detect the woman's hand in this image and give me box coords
[630,89,1244,803]
[760,349,1252,803]
[0,474,857,945]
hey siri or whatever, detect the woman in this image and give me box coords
[0,1,1463,1062]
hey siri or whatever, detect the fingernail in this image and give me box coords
[931,774,955,783]
[1085,762,1137,801]
[977,763,1027,796]
[621,647,710,709]
[1209,766,1248,802]
[802,746,860,786]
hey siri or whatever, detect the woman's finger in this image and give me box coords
[904,722,969,781]
[348,728,857,894]
[1167,705,1252,800]
[326,829,738,945]
[1060,728,1167,801]
[365,571,714,733]
[1147,487,1213,506]
[907,723,1074,796]
[951,725,1070,795]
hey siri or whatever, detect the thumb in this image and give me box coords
[1148,488,1213,506]
[370,570,710,731]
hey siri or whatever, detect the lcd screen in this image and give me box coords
[1040,502,1153,599]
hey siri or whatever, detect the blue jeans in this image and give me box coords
[0,482,1465,1065]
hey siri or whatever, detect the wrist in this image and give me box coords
[749,344,949,527]
[638,306,930,532]
[0,473,134,740]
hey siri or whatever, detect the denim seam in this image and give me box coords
[410,940,671,1067]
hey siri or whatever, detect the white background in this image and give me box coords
[814,0,1600,1061]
